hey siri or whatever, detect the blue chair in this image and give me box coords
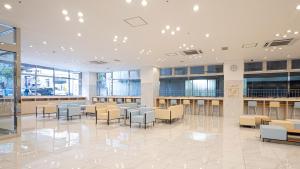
[129,107,155,129]
[260,125,287,142]
[58,102,82,120]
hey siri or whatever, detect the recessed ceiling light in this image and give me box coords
[141,0,148,7]
[70,47,74,52]
[29,45,33,48]
[161,29,166,34]
[211,49,215,52]
[186,47,190,50]
[65,16,71,21]
[275,33,280,37]
[166,25,170,30]
[279,47,282,50]
[295,31,299,35]
[287,30,292,33]
[205,33,210,38]
[176,27,181,31]
[193,4,199,12]
[283,34,287,38]
[42,41,47,45]
[4,4,12,10]
[77,33,82,37]
[190,45,194,48]
[182,44,186,47]
[114,35,118,39]
[123,36,128,40]
[296,5,300,10]
[113,39,117,42]
[179,46,182,49]
[79,18,84,23]
[139,49,145,54]
[61,46,66,51]
[114,48,118,51]
[62,9,68,15]
[171,31,175,35]
[126,0,132,3]
[78,12,84,17]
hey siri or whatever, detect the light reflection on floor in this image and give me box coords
[0,114,299,169]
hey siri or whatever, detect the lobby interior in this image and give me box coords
[1,0,300,169]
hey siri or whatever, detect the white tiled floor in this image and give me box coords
[0,114,300,169]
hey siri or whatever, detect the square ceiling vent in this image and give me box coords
[124,16,148,27]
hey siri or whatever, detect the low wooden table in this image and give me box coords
[287,129,300,143]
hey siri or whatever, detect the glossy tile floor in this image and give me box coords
[0,114,300,169]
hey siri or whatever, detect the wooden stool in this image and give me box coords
[170,99,177,106]
[108,98,114,103]
[293,102,300,119]
[211,100,220,116]
[196,100,205,115]
[159,99,166,108]
[183,100,191,114]
[247,101,257,115]
[126,98,132,103]
[268,101,280,119]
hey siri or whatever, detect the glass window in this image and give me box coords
[0,51,15,97]
[290,72,300,97]
[207,65,223,73]
[129,80,141,96]
[267,60,287,70]
[113,80,129,96]
[160,68,172,76]
[70,79,79,96]
[55,70,69,78]
[113,71,129,79]
[129,70,140,79]
[190,66,205,74]
[0,24,16,45]
[174,67,187,75]
[36,76,54,96]
[54,78,69,96]
[36,66,53,76]
[21,75,36,96]
[70,72,80,79]
[244,62,263,72]
[292,59,300,69]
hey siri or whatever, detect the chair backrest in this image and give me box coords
[211,100,220,106]
[183,100,190,105]
[248,101,257,107]
[140,107,153,114]
[169,105,184,117]
[197,100,205,106]
[100,98,106,103]
[170,99,177,105]
[108,98,114,103]
[294,102,300,109]
[159,99,166,104]
[269,101,280,108]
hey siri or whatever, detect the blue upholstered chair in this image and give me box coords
[129,107,155,129]
[260,125,287,142]
[57,102,82,120]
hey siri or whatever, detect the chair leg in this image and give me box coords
[130,114,131,128]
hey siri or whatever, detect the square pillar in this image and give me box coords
[82,72,97,102]
[140,67,159,107]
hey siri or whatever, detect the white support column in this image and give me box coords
[223,60,244,119]
[82,72,97,102]
[140,67,159,107]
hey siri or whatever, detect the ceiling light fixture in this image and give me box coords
[211,49,215,52]
[4,4,12,10]
[205,33,210,38]
[29,45,33,48]
[193,4,199,12]
[161,29,166,34]
[141,0,148,7]
[295,31,299,35]
[65,16,71,21]
[283,34,287,38]
[79,18,84,23]
[296,5,300,10]
[62,9,68,15]
[126,0,132,3]
[61,46,66,51]
[275,33,280,37]
[176,27,181,31]
[77,33,82,37]
[42,41,47,45]
[78,12,84,17]
[166,25,170,30]
[70,47,74,52]
[182,44,186,47]
[171,31,175,35]
[114,48,118,51]
[287,30,292,33]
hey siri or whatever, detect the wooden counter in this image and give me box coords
[21,96,86,115]
[243,97,300,119]
[92,96,141,103]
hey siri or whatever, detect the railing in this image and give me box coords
[159,90,224,97]
[244,89,300,98]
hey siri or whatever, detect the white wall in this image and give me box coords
[140,67,159,107]
[223,59,244,119]
[82,72,97,102]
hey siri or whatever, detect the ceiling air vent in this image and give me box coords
[221,46,229,51]
[124,16,148,27]
[89,60,108,65]
[165,53,178,56]
[264,38,295,47]
[183,50,199,55]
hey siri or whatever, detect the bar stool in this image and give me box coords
[268,101,280,119]
[126,98,132,103]
[293,102,300,119]
[211,100,220,116]
[159,99,166,108]
[183,100,191,114]
[136,99,141,105]
[170,99,177,106]
[117,98,123,104]
[247,101,257,115]
[196,100,205,115]
[100,98,106,103]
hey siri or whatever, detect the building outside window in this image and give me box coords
[21,64,82,96]
[97,70,141,96]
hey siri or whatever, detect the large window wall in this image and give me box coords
[97,70,141,96]
[21,64,82,96]
[159,65,224,97]
[244,59,300,97]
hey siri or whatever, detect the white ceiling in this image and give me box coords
[0,0,300,72]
